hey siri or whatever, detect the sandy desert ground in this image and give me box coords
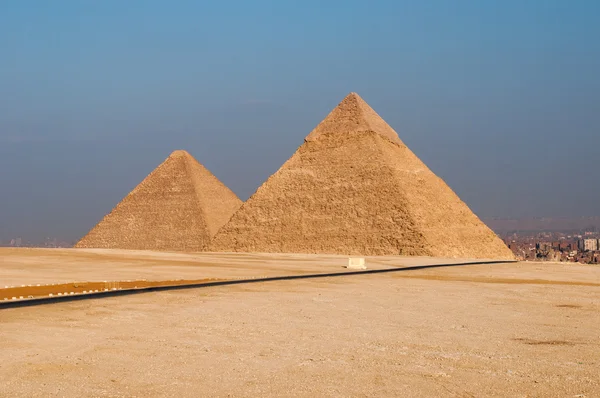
[0,248,501,302]
[0,249,599,397]
[0,248,495,286]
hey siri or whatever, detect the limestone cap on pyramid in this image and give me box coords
[169,149,191,158]
[304,92,404,145]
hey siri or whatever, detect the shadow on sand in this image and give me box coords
[0,260,514,310]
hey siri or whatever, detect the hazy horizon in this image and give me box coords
[1,1,599,242]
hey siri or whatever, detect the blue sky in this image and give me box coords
[1,0,599,241]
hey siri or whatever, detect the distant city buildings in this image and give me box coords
[579,238,599,252]
[504,230,600,264]
[0,237,72,248]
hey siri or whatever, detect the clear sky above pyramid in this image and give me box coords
[0,1,599,242]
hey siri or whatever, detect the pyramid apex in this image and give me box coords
[305,93,402,145]
[169,150,190,158]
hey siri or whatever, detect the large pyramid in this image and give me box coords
[76,150,242,251]
[210,93,514,259]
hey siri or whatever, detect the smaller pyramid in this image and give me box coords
[76,150,242,252]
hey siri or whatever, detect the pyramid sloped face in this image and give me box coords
[210,133,431,255]
[76,150,242,251]
[374,135,514,259]
[210,94,513,259]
